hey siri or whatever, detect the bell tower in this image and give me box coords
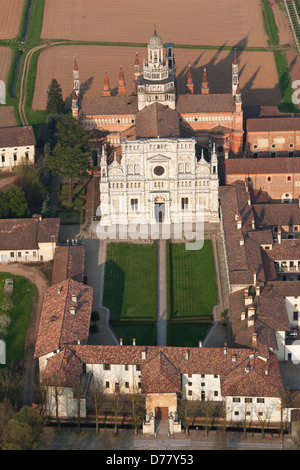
[73,55,80,97]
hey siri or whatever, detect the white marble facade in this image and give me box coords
[99,137,219,239]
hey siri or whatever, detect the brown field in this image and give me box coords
[41,0,267,47]
[31,45,281,111]
[0,46,12,83]
[0,0,24,39]
[0,107,17,127]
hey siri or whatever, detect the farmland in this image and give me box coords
[0,0,24,40]
[40,0,267,47]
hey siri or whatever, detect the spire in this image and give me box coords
[73,55,78,71]
[232,49,239,96]
[186,63,194,94]
[118,66,126,96]
[73,55,80,96]
[134,53,141,95]
[135,52,140,66]
[103,71,111,97]
[201,67,209,94]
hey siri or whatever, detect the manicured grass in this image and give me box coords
[103,242,157,322]
[110,322,157,346]
[0,273,38,363]
[261,0,279,46]
[168,241,218,320]
[168,322,212,348]
[56,209,85,225]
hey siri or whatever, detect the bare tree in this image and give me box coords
[41,373,65,432]
[0,368,24,406]
[254,405,273,438]
[128,384,145,435]
[90,375,106,434]
[177,394,198,435]
[71,376,87,434]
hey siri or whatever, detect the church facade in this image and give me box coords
[71,28,244,235]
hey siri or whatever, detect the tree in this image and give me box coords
[44,114,93,204]
[0,192,10,218]
[128,384,145,435]
[14,406,45,445]
[90,375,106,433]
[46,79,65,115]
[177,395,198,435]
[1,419,33,450]
[15,162,47,215]
[6,185,30,218]
[0,399,15,443]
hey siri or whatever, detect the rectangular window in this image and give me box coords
[257,398,265,403]
[125,382,129,388]
[105,382,110,388]
[10,252,14,258]
[244,398,253,403]
[293,311,298,321]
[214,391,218,397]
[136,365,141,371]
[181,197,188,210]
[233,397,241,403]
[131,198,138,211]
[1,155,4,162]
[18,252,21,258]
[124,364,129,371]
[103,363,111,370]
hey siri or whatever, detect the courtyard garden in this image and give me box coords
[55,180,87,225]
[103,242,157,345]
[167,240,218,347]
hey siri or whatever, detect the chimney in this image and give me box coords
[241,311,246,321]
[244,289,252,305]
[248,306,255,318]
[223,342,227,355]
[77,339,81,345]
[133,338,136,346]
[240,234,244,246]
[185,350,189,360]
[120,338,123,346]
[70,307,76,315]
[57,287,62,295]
[72,294,77,303]
[252,333,257,344]
[256,284,260,296]
[253,270,257,285]
[199,340,203,348]
[251,214,255,229]
[248,318,254,327]
[237,215,242,229]
[265,368,269,375]
[232,353,237,363]
[142,350,146,360]
[278,226,281,244]
[248,193,251,205]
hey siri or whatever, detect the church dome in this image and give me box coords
[149,27,163,48]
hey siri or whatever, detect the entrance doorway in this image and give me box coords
[155,407,169,420]
[155,202,165,222]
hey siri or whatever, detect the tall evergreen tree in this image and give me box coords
[46,79,65,115]
[44,114,93,203]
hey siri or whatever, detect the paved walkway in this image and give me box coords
[156,240,167,346]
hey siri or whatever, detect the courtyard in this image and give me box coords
[101,239,219,347]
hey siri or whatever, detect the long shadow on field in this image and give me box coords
[65,76,94,108]
[176,33,281,108]
[102,259,125,322]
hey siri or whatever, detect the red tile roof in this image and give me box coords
[0,126,36,147]
[34,279,93,358]
[225,157,300,175]
[51,245,85,285]
[0,217,60,251]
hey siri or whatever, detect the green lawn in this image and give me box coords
[0,273,38,363]
[168,241,218,320]
[168,322,212,348]
[103,242,157,322]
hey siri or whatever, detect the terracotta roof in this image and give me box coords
[266,280,300,297]
[135,102,180,138]
[219,181,266,285]
[51,245,85,285]
[253,203,300,227]
[141,352,181,394]
[0,126,36,147]
[247,116,300,132]
[80,95,138,116]
[176,93,235,113]
[268,238,300,260]
[42,347,83,387]
[34,279,93,358]
[0,217,60,251]
[69,344,283,397]
[225,157,300,175]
